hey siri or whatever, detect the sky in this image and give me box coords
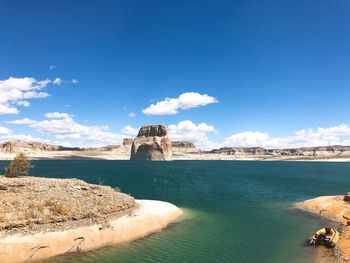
[0,0,350,149]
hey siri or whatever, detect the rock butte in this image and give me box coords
[0,176,183,263]
[130,125,172,161]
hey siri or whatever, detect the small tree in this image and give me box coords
[5,153,32,177]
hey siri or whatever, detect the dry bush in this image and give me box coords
[26,200,45,220]
[52,203,70,216]
[0,214,6,223]
[25,209,40,221]
[5,153,32,177]
[44,196,55,206]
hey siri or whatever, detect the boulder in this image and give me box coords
[130,125,172,161]
[344,192,350,202]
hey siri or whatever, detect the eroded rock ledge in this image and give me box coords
[0,176,135,237]
[0,176,183,262]
[0,200,183,263]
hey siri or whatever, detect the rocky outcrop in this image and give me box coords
[123,138,134,146]
[209,147,267,156]
[0,176,183,263]
[171,141,201,154]
[0,177,135,236]
[130,125,172,161]
[172,141,196,148]
[344,192,350,202]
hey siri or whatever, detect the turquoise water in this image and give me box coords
[2,160,350,263]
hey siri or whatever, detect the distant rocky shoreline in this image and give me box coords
[1,140,349,161]
[1,124,350,161]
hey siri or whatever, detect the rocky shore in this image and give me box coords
[0,176,183,262]
[296,196,350,263]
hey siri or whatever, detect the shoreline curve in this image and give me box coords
[0,200,183,263]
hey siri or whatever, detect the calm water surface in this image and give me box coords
[2,160,349,263]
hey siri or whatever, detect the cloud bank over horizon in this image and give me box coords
[5,113,124,148]
[224,124,350,149]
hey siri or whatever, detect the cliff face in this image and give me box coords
[171,141,196,148]
[0,141,80,153]
[171,141,201,154]
[208,145,350,158]
[130,125,172,161]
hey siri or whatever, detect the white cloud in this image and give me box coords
[9,114,125,147]
[142,92,218,115]
[17,101,30,107]
[53,78,78,85]
[122,125,139,136]
[0,104,19,114]
[6,118,36,125]
[0,126,12,135]
[45,112,72,119]
[49,65,57,70]
[0,77,51,115]
[168,120,218,150]
[224,132,270,147]
[224,124,350,149]
[128,112,136,118]
[53,78,62,85]
[0,133,47,143]
[0,124,50,143]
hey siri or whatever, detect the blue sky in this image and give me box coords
[0,0,350,149]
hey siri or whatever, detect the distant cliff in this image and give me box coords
[171,141,201,154]
[0,141,80,153]
[207,145,350,158]
[130,125,172,161]
[1,140,350,161]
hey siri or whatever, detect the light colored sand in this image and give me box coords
[0,200,183,263]
[297,196,350,262]
[0,151,129,160]
[1,151,350,161]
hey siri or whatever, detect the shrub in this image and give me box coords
[52,203,69,216]
[5,153,32,177]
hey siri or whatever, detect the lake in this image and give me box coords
[1,160,349,263]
